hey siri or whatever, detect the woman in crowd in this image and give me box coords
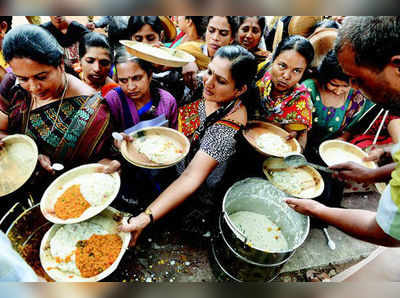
[178,16,237,70]
[79,32,118,97]
[170,16,206,49]
[127,16,184,102]
[119,45,257,244]
[105,48,178,208]
[303,50,374,199]
[236,16,270,64]
[40,16,90,69]
[177,16,237,105]
[105,47,178,132]
[0,25,119,178]
[256,35,314,149]
[303,50,373,153]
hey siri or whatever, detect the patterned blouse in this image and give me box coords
[256,71,313,131]
[177,99,242,187]
[0,85,113,166]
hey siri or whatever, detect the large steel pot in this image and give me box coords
[3,203,53,281]
[214,178,309,280]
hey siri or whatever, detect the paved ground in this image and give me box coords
[105,191,382,282]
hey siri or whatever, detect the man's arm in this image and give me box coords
[285,198,400,247]
[330,161,396,183]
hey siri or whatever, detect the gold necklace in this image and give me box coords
[25,74,69,137]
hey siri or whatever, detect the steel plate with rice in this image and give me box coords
[242,121,301,157]
[319,140,386,194]
[40,207,131,282]
[120,40,195,67]
[0,134,38,197]
[262,159,324,199]
[40,164,120,224]
[120,126,190,169]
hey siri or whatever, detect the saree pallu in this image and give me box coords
[6,86,112,165]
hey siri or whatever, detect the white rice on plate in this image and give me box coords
[256,133,292,154]
[133,135,183,164]
[49,222,108,275]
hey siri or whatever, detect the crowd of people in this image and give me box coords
[0,15,400,281]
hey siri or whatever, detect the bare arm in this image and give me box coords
[119,150,219,245]
[285,198,400,247]
[149,151,217,220]
[286,129,307,152]
[330,161,396,183]
[388,119,400,144]
[297,129,307,151]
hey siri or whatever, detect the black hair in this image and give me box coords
[79,31,113,62]
[185,16,207,39]
[238,16,266,35]
[0,16,12,33]
[206,16,238,38]
[128,16,163,38]
[114,47,161,107]
[335,16,400,71]
[311,19,340,34]
[272,35,314,67]
[3,24,63,67]
[317,50,349,85]
[214,45,258,111]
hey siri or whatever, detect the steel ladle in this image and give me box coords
[284,154,334,174]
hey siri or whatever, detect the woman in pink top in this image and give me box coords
[104,47,178,132]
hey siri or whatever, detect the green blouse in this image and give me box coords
[303,78,374,142]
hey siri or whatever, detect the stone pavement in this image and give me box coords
[102,191,383,282]
[280,191,381,275]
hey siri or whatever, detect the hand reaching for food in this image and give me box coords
[97,159,121,175]
[330,161,375,183]
[285,197,324,217]
[113,132,133,150]
[363,148,384,162]
[38,154,55,175]
[118,213,151,247]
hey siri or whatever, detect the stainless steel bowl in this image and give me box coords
[221,178,310,266]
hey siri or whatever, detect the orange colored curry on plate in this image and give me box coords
[54,184,91,219]
[75,234,123,278]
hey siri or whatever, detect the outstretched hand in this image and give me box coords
[285,131,297,141]
[285,197,324,217]
[363,148,384,163]
[97,158,121,174]
[118,213,150,247]
[113,132,133,150]
[38,154,55,175]
[329,161,375,183]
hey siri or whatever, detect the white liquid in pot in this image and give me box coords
[229,211,289,252]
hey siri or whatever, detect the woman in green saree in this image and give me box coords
[303,50,374,147]
[302,50,373,215]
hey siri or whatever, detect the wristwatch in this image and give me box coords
[144,208,154,224]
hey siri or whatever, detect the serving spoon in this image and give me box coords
[323,227,336,250]
[112,132,124,141]
[284,154,334,174]
[51,163,64,171]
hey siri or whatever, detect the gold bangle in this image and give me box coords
[144,208,154,224]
